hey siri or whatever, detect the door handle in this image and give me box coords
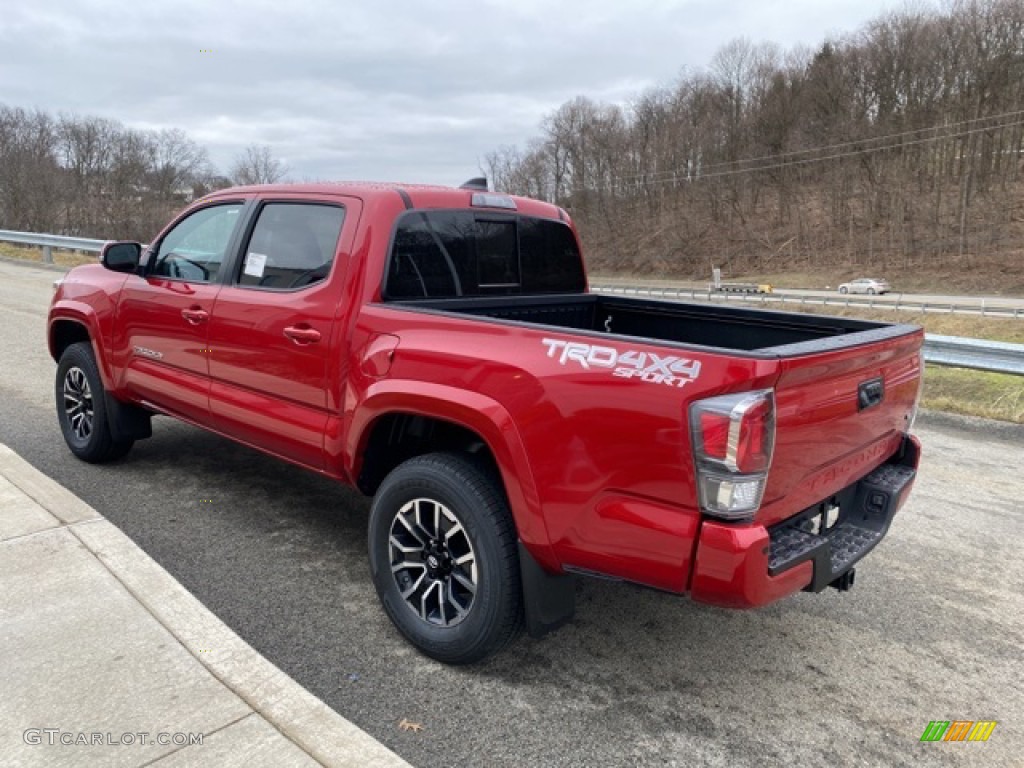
[283,326,322,344]
[181,307,209,325]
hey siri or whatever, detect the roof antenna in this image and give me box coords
[459,177,488,191]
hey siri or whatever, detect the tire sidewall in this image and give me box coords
[56,343,109,459]
[368,456,515,663]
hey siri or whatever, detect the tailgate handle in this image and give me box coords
[858,378,884,411]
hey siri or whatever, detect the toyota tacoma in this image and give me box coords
[48,180,923,663]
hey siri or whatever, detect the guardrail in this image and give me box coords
[0,229,106,263]
[592,282,1022,319]
[3,230,1022,375]
[923,335,1024,376]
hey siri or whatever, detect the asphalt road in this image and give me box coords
[1,260,1022,767]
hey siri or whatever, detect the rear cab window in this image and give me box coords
[384,211,585,299]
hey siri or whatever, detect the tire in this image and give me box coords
[867,288,876,295]
[368,452,522,664]
[839,286,848,294]
[56,342,134,463]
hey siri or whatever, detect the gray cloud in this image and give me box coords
[0,0,908,185]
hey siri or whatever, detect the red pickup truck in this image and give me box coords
[48,180,923,663]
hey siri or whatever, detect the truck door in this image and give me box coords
[205,197,354,470]
[114,201,247,422]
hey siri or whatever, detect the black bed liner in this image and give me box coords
[383,293,919,358]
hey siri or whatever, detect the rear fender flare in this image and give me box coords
[348,380,559,571]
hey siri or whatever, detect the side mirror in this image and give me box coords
[101,241,142,273]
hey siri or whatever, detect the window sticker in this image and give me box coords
[244,252,267,278]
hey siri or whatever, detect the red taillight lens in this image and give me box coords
[735,398,772,473]
[689,389,776,521]
[699,412,730,460]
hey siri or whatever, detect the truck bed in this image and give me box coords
[386,293,917,355]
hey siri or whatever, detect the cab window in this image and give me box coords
[151,204,243,282]
[237,203,346,290]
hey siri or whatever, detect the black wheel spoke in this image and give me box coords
[62,366,94,441]
[400,570,427,600]
[389,496,477,627]
[451,569,476,594]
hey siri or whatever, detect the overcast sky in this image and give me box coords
[1,0,911,186]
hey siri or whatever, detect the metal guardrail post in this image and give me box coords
[42,246,52,264]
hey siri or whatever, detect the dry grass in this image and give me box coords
[0,242,96,268]
[923,365,1024,424]
[772,304,1024,344]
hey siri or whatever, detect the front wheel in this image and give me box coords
[867,287,876,295]
[368,452,522,664]
[56,342,134,463]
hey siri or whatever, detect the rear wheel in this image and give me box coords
[368,452,521,664]
[867,287,876,295]
[56,342,134,463]
[839,286,848,294]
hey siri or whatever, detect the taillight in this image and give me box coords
[906,351,924,433]
[689,389,776,521]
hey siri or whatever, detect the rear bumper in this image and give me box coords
[689,434,920,608]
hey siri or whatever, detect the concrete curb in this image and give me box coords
[0,445,411,768]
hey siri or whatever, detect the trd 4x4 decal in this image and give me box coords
[541,338,701,388]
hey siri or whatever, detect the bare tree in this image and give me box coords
[0,106,61,233]
[230,144,288,185]
[484,1,1024,285]
[148,128,209,199]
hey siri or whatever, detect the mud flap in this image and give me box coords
[519,542,576,638]
[105,393,152,442]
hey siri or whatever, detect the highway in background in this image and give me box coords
[1,260,1021,767]
[592,275,1024,316]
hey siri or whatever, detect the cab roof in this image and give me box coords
[203,181,568,222]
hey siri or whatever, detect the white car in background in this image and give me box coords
[838,278,891,295]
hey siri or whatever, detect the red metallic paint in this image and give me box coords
[47,182,924,611]
[115,276,221,423]
[689,433,921,606]
[49,265,126,390]
[689,522,814,608]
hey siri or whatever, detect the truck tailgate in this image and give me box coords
[756,328,923,527]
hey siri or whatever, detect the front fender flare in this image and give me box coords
[48,302,115,390]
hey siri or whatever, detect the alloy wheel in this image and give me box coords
[388,497,477,627]
[63,366,94,441]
